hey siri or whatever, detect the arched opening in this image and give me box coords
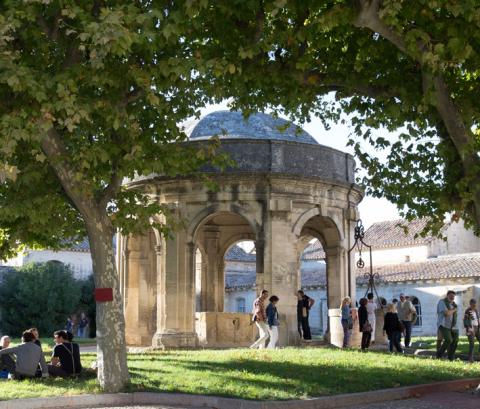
[298,237,327,337]
[192,211,257,347]
[223,240,256,314]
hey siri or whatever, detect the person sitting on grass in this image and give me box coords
[48,330,82,377]
[0,335,16,375]
[28,327,42,348]
[0,331,48,379]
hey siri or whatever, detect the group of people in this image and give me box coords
[65,312,90,338]
[340,290,480,362]
[0,328,82,380]
[250,289,315,349]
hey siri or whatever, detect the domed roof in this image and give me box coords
[189,111,318,145]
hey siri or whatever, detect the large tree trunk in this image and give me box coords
[85,214,130,392]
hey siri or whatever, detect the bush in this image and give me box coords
[0,261,81,337]
[77,275,96,338]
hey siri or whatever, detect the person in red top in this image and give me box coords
[250,289,270,349]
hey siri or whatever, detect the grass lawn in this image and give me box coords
[411,336,473,356]
[1,347,480,401]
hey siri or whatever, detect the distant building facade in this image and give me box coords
[225,219,480,337]
[0,239,93,280]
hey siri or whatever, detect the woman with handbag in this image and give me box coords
[358,297,372,351]
[340,297,352,348]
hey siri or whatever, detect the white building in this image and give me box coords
[0,239,93,280]
[224,219,480,337]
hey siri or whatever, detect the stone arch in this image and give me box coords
[219,232,256,259]
[187,204,258,243]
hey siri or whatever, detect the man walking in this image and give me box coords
[250,289,270,349]
[436,290,459,360]
[397,293,416,347]
[297,290,315,341]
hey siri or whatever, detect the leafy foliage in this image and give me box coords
[192,0,480,235]
[0,262,81,337]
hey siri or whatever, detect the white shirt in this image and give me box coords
[367,301,376,317]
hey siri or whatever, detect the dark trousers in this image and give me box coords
[388,331,403,353]
[361,331,371,350]
[402,320,412,347]
[47,364,70,377]
[297,316,312,340]
[467,326,480,361]
[436,326,459,360]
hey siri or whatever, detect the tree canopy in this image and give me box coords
[0,0,227,391]
[193,0,480,235]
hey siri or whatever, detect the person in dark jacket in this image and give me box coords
[297,290,315,341]
[358,298,371,351]
[266,295,280,349]
[383,303,404,353]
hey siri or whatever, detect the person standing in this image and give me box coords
[77,313,89,338]
[436,290,459,361]
[397,293,416,347]
[0,331,48,379]
[358,297,372,351]
[383,303,403,353]
[463,298,480,362]
[366,293,377,343]
[266,295,280,349]
[250,290,270,349]
[340,297,352,348]
[297,290,315,341]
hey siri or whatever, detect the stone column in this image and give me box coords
[203,226,222,312]
[152,232,197,348]
[261,204,299,346]
[124,235,154,346]
[326,245,351,347]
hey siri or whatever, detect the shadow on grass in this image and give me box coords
[125,349,480,400]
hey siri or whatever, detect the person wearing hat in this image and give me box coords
[436,290,459,360]
[463,298,480,362]
[397,293,416,347]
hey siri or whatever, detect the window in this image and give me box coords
[236,297,246,313]
[410,296,422,327]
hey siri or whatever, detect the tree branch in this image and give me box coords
[41,128,94,218]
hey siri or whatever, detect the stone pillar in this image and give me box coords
[124,234,156,346]
[203,227,222,312]
[326,245,350,347]
[152,232,197,348]
[261,204,299,347]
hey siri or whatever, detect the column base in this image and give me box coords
[152,331,197,349]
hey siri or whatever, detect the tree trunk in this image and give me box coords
[85,215,130,392]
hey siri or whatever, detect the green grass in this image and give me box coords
[411,336,472,355]
[1,348,479,401]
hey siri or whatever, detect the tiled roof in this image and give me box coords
[356,253,480,284]
[225,245,256,262]
[225,253,480,290]
[60,238,90,253]
[362,218,441,249]
[301,241,326,260]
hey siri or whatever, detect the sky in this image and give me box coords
[196,103,401,229]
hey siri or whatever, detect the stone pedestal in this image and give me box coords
[152,331,197,349]
[328,308,343,347]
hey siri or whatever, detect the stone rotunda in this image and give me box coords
[118,111,363,348]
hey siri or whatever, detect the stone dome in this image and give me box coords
[189,111,318,145]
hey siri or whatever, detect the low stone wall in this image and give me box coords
[195,312,256,347]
